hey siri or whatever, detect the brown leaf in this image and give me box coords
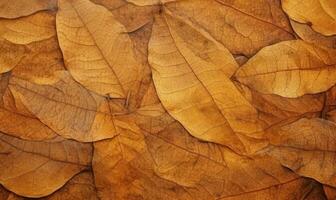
[324,185,336,200]
[235,40,336,98]
[263,118,336,187]
[148,13,264,153]
[93,109,301,200]
[56,0,141,98]
[164,0,295,56]
[0,39,25,74]
[290,20,336,49]
[0,0,57,19]
[282,0,336,36]
[0,132,92,198]
[8,72,117,142]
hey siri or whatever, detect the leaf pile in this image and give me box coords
[0,0,335,199]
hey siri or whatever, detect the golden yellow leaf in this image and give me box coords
[56,0,140,98]
[282,0,336,36]
[165,0,295,56]
[8,72,117,142]
[0,0,57,19]
[0,11,55,45]
[235,40,336,98]
[0,132,92,198]
[149,13,264,152]
[264,118,336,187]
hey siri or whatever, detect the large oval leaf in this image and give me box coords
[235,40,336,98]
[56,0,140,98]
[148,13,263,153]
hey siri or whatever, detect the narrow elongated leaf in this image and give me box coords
[0,132,92,198]
[149,13,263,152]
[9,72,117,142]
[235,40,336,98]
[282,0,336,36]
[56,0,140,98]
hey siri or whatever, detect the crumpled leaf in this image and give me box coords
[263,118,336,187]
[164,0,295,56]
[290,20,336,49]
[56,0,141,98]
[8,72,117,142]
[0,132,92,198]
[0,11,55,45]
[235,40,336,98]
[0,0,57,19]
[282,0,336,36]
[149,13,264,153]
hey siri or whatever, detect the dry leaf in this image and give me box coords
[282,0,336,36]
[0,0,57,19]
[8,72,117,142]
[0,132,92,197]
[56,0,140,98]
[148,13,265,153]
[0,0,335,198]
[235,40,336,98]
[164,0,295,56]
[93,113,301,200]
[290,20,336,49]
[263,118,336,187]
[0,39,25,74]
[0,11,55,45]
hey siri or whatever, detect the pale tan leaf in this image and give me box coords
[149,13,264,152]
[0,132,92,198]
[56,0,140,98]
[282,0,336,36]
[0,11,55,45]
[264,118,336,187]
[165,0,295,56]
[0,0,57,19]
[8,72,117,142]
[235,40,336,98]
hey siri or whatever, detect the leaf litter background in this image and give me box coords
[0,0,335,199]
